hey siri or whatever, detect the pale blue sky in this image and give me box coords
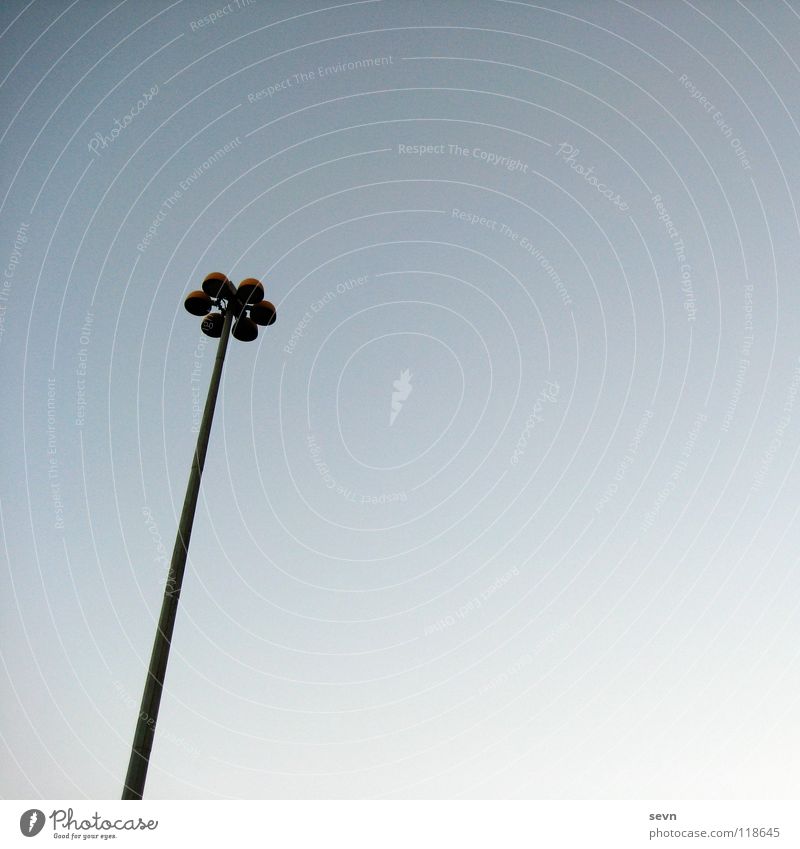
[1,0,799,799]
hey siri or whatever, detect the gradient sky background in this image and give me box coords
[1,0,799,800]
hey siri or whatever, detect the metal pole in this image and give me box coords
[122,307,233,799]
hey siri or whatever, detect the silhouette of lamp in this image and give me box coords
[122,273,277,800]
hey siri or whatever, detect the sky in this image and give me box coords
[1,0,799,800]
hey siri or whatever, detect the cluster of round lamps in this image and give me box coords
[184,272,277,341]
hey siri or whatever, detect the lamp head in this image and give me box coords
[232,316,258,342]
[250,300,277,326]
[200,312,224,337]
[188,274,277,341]
[184,290,213,316]
[237,278,264,305]
[202,272,234,299]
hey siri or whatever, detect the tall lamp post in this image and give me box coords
[122,273,277,800]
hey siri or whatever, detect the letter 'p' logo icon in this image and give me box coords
[19,809,45,837]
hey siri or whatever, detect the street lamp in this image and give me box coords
[121,273,277,800]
